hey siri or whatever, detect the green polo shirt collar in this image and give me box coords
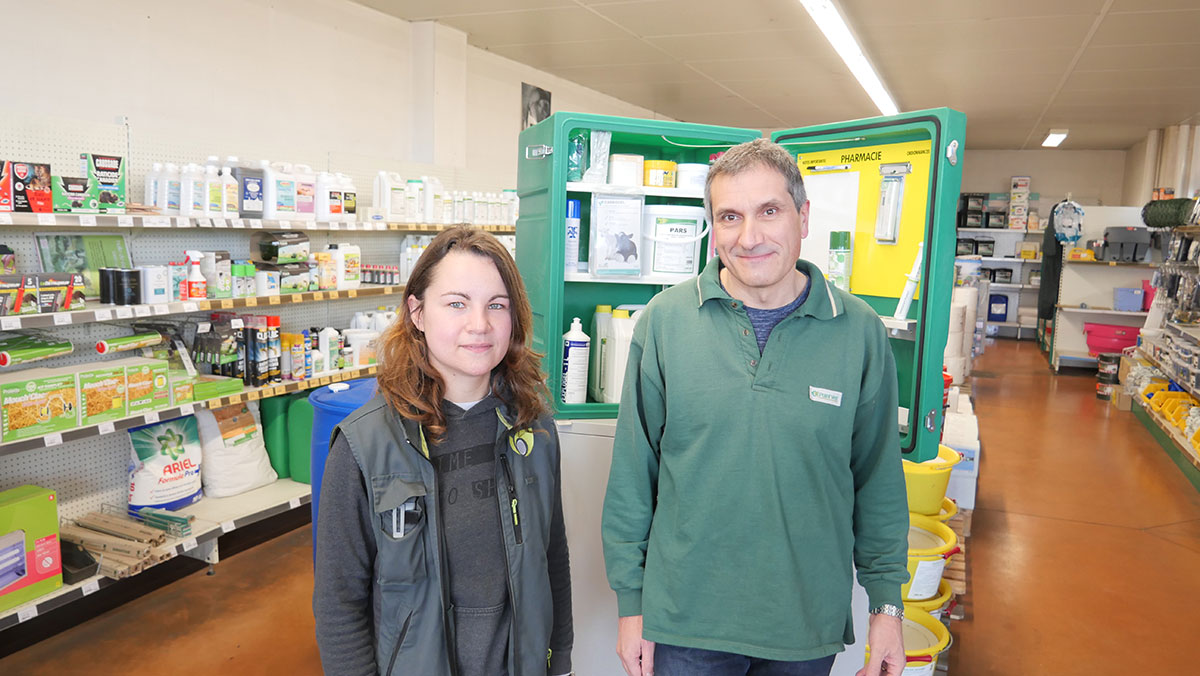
[695,256,843,320]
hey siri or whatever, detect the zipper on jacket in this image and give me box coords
[385,610,414,676]
[498,454,524,545]
[412,427,459,676]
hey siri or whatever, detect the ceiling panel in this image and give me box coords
[590,0,811,37]
[487,38,672,68]
[439,7,631,47]
[1026,123,1166,150]
[1043,102,1200,126]
[1053,87,1200,107]
[963,125,1041,149]
[1075,43,1200,70]
[858,15,1095,54]
[1090,9,1200,45]
[842,0,1107,25]
[686,56,848,83]
[647,29,831,63]
[1110,0,1200,10]
[353,0,574,21]
[552,61,707,87]
[1064,68,1200,90]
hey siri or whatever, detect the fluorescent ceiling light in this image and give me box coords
[1041,129,1069,147]
[800,0,899,117]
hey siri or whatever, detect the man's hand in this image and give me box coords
[616,615,656,676]
[856,613,905,676]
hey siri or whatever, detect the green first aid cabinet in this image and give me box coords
[517,109,965,461]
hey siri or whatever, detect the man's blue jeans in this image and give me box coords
[654,643,837,676]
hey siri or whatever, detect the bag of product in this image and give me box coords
[128,416,204,511]
[196,401,277,498]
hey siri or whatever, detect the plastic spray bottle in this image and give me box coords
[185,251,206,300]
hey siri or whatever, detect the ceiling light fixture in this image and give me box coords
[1041,129,1069,147]
[799,0,899,117]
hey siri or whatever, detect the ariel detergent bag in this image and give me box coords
[128,416,204,511]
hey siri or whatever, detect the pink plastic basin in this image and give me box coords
[1083,322,1139,356]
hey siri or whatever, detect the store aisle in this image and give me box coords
[950,339,1200,674]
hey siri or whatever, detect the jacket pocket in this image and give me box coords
[383,607,415,676]
[373,473,429,585]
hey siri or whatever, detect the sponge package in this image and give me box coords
[196,401,277,498]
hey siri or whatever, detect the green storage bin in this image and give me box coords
[287,392,315,484]
[260,395,291,479]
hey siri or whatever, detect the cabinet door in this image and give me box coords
[773,108,966,461]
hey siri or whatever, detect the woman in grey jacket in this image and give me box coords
[314,227,573,676]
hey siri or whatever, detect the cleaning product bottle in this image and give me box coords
[453,191,465,223]
[504,189,519,225]
[177,163,202,217]
[204,164,222,216]
[561,317,590,404]
[463,191,475,224]
[338,173,357,223]
[602,309,637,404]
[407,179,425,223]
[221,161,239,218]
[263,161,296,220]
[157,163,180,214]
[185,251,206,300]
[374,171,406,221]
[565,199,581,273]
[315,171,342,221]
[328,243,362,290]
[267,316,282,383]
[293,164,317,221]
[589,305,612,402]
[303,330,314,379]
[318,327,341,373]
[144,162,163,208]
[280,334,293,380]
[232,158,265,218]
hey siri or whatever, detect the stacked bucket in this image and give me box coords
[868,445,962,674]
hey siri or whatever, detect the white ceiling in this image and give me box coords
[355,0,1200,150]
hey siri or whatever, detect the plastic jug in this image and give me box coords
[260,395,291,478]
[602,309,640,403]
[292,164,317,221]
[308,378,377,542]
[263,161,297,220]
[315,171,342,221]
[328,243,362,290]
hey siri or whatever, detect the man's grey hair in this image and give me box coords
[703,138,807,224]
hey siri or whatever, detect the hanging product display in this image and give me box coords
[875,162,912,245]
[1052,200,1084,245]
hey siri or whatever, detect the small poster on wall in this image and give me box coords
[522,83,551,130]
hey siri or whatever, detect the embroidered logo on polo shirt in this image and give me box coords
[809,386,843,407]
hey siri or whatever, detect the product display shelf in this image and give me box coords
[0,284,404,331]
[564,181,703,200]
[1063,259,1157,268]
[956,227,1034,235]
[0,364,378,458]
[991,321,1037,330]
[1055,349,1099,366]
[0,478,312,633]
[1134,397,1200,481]
[0,212,515,234]
[1056,305,1149,317]
[989,282,1034,290]
[977,256,1041,264]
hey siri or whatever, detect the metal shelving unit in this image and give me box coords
[0,212,515,234]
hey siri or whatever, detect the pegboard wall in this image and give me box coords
[0,109,520,516]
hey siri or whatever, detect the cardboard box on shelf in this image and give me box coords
[119,358,170,415]
[0,368,80,444]
[80,154,125,214]
[0,161,12,212]
[78,364,128,426]
[0,275,40,316]
[34,272,87,313]
[52,176,98,214]
[9,162,52,213]
[0,485,63,614]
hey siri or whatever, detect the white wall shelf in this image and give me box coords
[0,212,514,234]
[0,478,312,633]
[1057,305,1149,317]
[990,283,1037,290]
[956,228,1031,235]
[565,181,703,199]
[564,270,692,286]
[978,256,1041,264]
[0,285,403,331]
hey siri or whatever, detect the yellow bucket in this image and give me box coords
[905,579,953,619]
[643,160,677,188]
[902,514,960,602]
[929,497,958,523]
[903,445,961,515]
[864,607,951,676]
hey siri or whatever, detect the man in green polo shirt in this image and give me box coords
[602,138,909,676]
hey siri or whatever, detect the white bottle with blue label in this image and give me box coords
[565,199,581,274]
[561,317,590,404]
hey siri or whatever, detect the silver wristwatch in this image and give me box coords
[869,603,904,620]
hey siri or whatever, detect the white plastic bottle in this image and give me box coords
[373,171,393,215]
[504,189,519,225]
[406,179,424,223]
[565,199,581,273]
[420,176,434,224]
[158,163,181,215]
[328,243,362,290]
[185,251,206,300]
[338,173,357,223]
[144,162,163,208]
[316,171,342,221]
[204,164,222,216]
[261,160,279,218]
[293,164,317,221]
[264,161,297,220]
[589,305,612,403]
[179,163,205,217]
[453,191,465,223]
[220,162,239,218]
[602,309,639,404]
[441,190,453,224]
[561,317,590,404]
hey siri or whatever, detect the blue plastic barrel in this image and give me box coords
[309,377,377,548]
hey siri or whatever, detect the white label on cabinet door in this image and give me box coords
[288,497,302,510]
[0,317,19,331]
[93,309,113,321]
[220,520,237,534]
[82,580,101,596]
[181,538,198,552]
[17,605,38,623]
[37,213,56,226]
[79,215,97,227]
[98,422,116,436]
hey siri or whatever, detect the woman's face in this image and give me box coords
[407,251,513,400]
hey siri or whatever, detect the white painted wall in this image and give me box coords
[961,149,1127,206]
[1,0,666,199]
[1123,135,1155,207]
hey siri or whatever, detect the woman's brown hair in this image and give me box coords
[376,226,549,441]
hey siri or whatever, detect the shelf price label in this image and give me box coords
[279,220,292,229]
[313,292,324,301]
[82,580,101,596]
[37,213,57,226]
[145,216,171,228]
[197,218,213,228]
[98,422,116,436]
[181,537,198,552]
[245,297,258,307]
[79,215,97,227]
[249,219,263,229]
[0,317,20,331]
[144,411,160,424]
[134,305,152,317]
[93,309,113,322]
[268,296,280,305]
[328,222,339,231]
[0,213,11,225]
[17,605,38,623]
[115,307,134,319]
[220,520,237,534]
[53,313,73,326]
[182,302,199,313]
[232,219,246,229]
[175,217,191,228]
[213,218,228,228]
[117,215,134,227]
[347,290,357,298]
[347,222,357,231]
[181,404,196,415]
[44,433,63,447]
[153,304,170,315]
[289,497,302,510]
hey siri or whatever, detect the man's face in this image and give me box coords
[710,164,808,293]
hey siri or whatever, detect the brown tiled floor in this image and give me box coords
[949,338,1200,674]
[3,339,1198,675]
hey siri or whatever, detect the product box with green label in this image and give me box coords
[0,485,63,614]
[192,374,244,402]
[169,369,195,406]
[80,154,125,214]
[0,368,80,443]
[78,363,128,426]
[118,357,169,415]
[52,176,98,214]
